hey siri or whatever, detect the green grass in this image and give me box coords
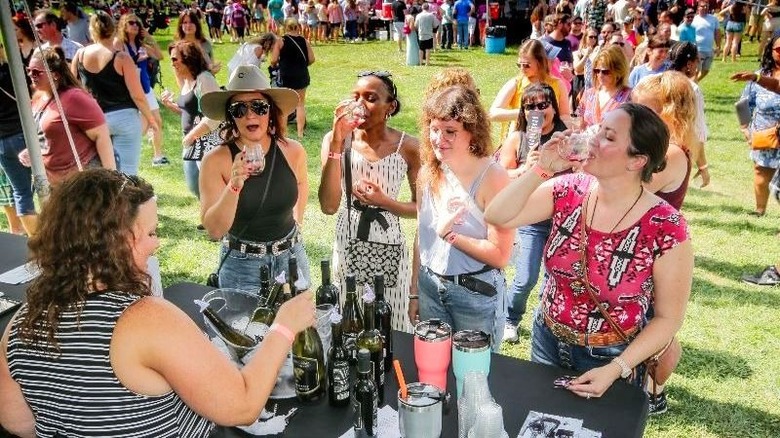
[5,26,780,436]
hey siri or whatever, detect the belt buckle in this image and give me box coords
[550,322,579,345]
[240,243,247,253]
[271,240,282,256]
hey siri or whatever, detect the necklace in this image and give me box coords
[587,185,644,234]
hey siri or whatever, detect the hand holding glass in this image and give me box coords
[558,132,593,162]
[244,144,265,175]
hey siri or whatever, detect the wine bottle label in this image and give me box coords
[293,355,321,395]
[371,351,384,387]
[343,333,358,360]
[331,360,350,401]
[353,391,378,435]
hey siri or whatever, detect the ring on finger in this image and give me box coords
[586,393,591,399]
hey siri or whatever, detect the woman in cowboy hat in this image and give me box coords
[199,65,310,290]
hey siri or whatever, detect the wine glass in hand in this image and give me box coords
[244,143,266,175]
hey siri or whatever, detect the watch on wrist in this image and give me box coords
[612,357,632,379]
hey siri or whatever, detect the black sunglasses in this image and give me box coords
[127,20,140,26]
[523,101,551,111]
[593,68,612,75]
[228,99,270,119]
[612,41,625,46]
[517,62,531,69]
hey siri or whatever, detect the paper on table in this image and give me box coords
[0,262,40,284]
[337,405,400,438]
[517,411,585,438]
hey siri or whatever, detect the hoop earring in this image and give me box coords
[469,143,477,153]
[385,112,391,120]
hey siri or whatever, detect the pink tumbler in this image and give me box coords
[413,319,453,392]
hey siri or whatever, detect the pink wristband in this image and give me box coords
[269,323,295,344]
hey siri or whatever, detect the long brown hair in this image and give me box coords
[175,10,207,42]
[419,86,492,194]
[20,169,155,348]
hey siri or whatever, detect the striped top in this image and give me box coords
[7,291,213,437]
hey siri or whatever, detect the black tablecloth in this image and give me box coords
[0,233,31,334]
[165,282,648,438]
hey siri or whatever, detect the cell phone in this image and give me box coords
[0,295,22,317]
[553,375,577,388]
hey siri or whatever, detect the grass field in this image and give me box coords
[6,25,780,436]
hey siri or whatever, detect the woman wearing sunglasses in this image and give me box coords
[160,40,220,199]
[117,14,168,167]
[577,46,631,131]
[26,47,115,184]
[496,83,568,343]
[199,65,310,291]
[489,39,570,142]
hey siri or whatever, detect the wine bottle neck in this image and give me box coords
[363,302,375,328]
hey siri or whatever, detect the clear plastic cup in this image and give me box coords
[467,401,509,438]
[558,132,592,162]
[244,143,265,175]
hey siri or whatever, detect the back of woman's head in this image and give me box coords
[519,39,550,78]
[284,17,300,32]
[619,102,669,183]
[594,46,629,88]
[669,41,698,72]
[31,47,81,91]
[169,40,209,77]
[631,71,696,149]
[22,169,155,347]
[90,10,116,41]
[423,67,478,100]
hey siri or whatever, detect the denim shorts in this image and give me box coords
[218,230,311,293]
[418,265,506,352]
[726,21,745,33]
[0,132,35,215]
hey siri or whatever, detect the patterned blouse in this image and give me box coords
[742,74,780,169]
[541,174,689,335]
[577,86,632,129]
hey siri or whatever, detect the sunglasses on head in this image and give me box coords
[228,99,270,119]
[358,70,392,79]
[27,68,44,78]
[523,101,551,111]
[593,68,611,75]
[517,61,531,69]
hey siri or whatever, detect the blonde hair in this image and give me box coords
[594,46,629,89]
[518,39,551,83]
[116,14,144,46]
[632,71,698,154]
[90,10,116,41]
[283,17,300,33]
[423,67,478,100]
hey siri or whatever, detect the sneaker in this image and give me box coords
[152,156,170,166]
[648,391,668,415]
[503,323,519,343]
[741,266,780,286]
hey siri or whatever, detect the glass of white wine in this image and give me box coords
[244,143,265,175]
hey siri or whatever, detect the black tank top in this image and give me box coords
[228,140,298,241]
[78,52,136,113]
[177,88,200,135]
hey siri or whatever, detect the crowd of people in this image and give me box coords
[0,0,779,435]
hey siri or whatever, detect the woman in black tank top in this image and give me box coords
[198,65,310,291]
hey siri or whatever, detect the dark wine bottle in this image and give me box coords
[316,259,340,309]
[196,300,257,348]
[291,286,326,402]
[288,256,300,293]
[356,295,384,405]
[258,264,272,303]
[373,273,393,373]
[328,313,350,407]
[251,276,282,328]
[342,274,364,364]
[353,348,378,437]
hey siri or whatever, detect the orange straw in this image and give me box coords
[394,359,408,400]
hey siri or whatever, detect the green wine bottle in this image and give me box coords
[356,293,384,405]
[251,275,282,328]
[353,348,378,437]
[258,264,271,302]
[373,273,393,373]
[196,300,257,348]
[342,274,364,364]
[291,286,326,402]
[328,312,350,407]
[316,259,340,309]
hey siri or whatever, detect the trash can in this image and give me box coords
[485,25,507,54]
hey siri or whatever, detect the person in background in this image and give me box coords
[28,47,115,184]
[486,103,692,412]
[0,169,316,436]
[677,9,696,44]
[496,83,568,343]
[343,0,359,42]
[34,9,83,63]
[199,65,309,290]
[737,35,780,218]
[317,0,329,43]
[567,15,584,51]
[759,0,780,58]
[305,0,319,42]
[13,16,35,68]
[319,71,420,332]
[117,13,168,167]
[406,5,420,66]
[413,85,512,351]
[0,169,23,235]
[268,0,284,33]
[327,0,343,42]
[453,0,473,49]
[440,0,454,50]
[0,42,37,236]
[161,40,221,200]
[269,19,315,139]
[72,10,157,176]
[573,27,598,115]
[719,0,747,63]
[579,46,632,131]
[691,0,720,82]
[176,9,222,74]
[416,2,436,66]
[628,35,670,88]
[392,0,406,52]
[61,2,92,46]
[206,1,225,42]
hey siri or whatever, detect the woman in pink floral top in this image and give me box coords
[486,103,693,404]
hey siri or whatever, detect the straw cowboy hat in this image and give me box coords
[200,65,299,121]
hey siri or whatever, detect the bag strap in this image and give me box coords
[286,35,308,63]
[578,191,633,344]
[214,141,279,276]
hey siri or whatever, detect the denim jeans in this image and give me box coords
[218,233,311,292]
[183,159,200,198]
[456,21,469,48]
[418,266,506,352]
[441,23,453,48]
[0,132,34,215]
[531,308,645,387]
[105,108,142,175]
[506,220,551,326]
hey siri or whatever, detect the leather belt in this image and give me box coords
[542,312,638,347]
[432,266,497,297]
[227,232,299,256]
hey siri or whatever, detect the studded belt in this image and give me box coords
[542,312,638,347]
